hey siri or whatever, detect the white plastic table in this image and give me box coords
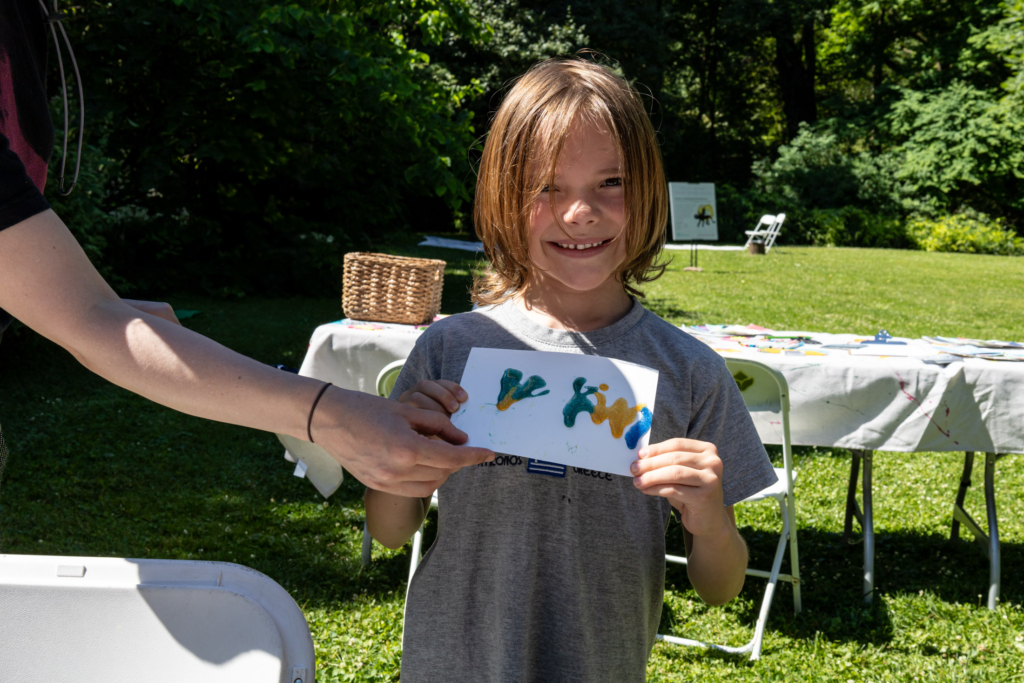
[293,318,1024,608]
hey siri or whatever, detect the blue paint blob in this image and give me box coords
[624,407,653,449]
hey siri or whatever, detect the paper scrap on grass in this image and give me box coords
[451,348,659,477]
[276,433,343,498]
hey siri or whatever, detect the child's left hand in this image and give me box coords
[629,438,729,538]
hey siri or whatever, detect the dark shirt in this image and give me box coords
[1,0,53,333]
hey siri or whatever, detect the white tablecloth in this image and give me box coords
[298,319,1024,454]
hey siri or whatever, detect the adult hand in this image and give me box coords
[311,386,493,498]
[122,299,180,325]
[630,438,730,537]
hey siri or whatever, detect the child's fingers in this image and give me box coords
[400,380,464,414]
[631,463,709,490]
[638,437,717,459]
[630,450,717,477]
[635,483,687,500]
[435,379,469,403]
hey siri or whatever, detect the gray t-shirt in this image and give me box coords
[391,298,776,682]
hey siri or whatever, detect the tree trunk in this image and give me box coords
[772,9,817,139]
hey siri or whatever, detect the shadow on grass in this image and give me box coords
[660,519,1021,657]
[644,297,701,324]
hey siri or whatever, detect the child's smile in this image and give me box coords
[549,237,616,257]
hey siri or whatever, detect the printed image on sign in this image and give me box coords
[669,182,718,241]
[451,348,659,477]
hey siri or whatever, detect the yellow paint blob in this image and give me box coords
[497,388,517,411]
[591,392,646,439]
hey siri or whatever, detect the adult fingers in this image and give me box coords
[640,438,717,459]
[405,406,468,443]
[405,408,494,468]
[412,437,494,471]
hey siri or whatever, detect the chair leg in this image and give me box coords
[749,500,791,660]
[361,521,372,566]
[784,493,802,614]
[950,452,975,544]
[843,451,862,542]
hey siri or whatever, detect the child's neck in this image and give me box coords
[515,278,634,333]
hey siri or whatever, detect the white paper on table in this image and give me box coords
[451,348,659,477]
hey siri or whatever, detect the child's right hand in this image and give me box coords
[398,379,470,416]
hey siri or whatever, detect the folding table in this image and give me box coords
[287,319,1024,609]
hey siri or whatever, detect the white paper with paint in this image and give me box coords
[451,348,660,477]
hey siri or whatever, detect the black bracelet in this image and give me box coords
[307,382,333,443]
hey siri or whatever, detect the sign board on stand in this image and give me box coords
[669,182,718,242]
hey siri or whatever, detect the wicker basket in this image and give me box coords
[342,252,446,325]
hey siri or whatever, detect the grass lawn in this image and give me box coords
[1,244,1022,681]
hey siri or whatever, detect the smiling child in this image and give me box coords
[364,58,777,682]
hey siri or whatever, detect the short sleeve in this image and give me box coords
[688,359,778,506]
[0,132,50,231]
[388,326,446,400]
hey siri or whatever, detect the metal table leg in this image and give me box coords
[950,451,1002,610]
[862,450,874,603]
[985,453,1001,610]
[842,449,875,603]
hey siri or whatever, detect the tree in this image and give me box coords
[60,0,487,294]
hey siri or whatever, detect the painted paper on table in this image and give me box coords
[451,348,659,477]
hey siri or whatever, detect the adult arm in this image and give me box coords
[365,378,468,547]
[0,210,493,496]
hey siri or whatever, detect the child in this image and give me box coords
[365,58,777,682]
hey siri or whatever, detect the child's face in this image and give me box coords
[526,121,627,298]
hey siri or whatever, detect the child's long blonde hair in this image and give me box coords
[472,58,669,306]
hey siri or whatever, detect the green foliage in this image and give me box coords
[748,124,908,247]
[970,0,1024,101]
[66,0,485,295]
[888,81,1024,217]
[907,213,1024,256]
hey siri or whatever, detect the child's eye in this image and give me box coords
[603,177,623,187]
[539,185,549,193]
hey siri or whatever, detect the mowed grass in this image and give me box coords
[0,244,1022,682]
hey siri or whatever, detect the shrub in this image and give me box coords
[906,213,1024,255]
[791,206,908,249]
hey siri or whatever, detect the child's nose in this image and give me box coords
[563,198,599,225]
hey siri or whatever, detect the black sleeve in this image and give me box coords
[0,131,50,231]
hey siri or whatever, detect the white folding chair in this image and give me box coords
[362,358,438,581]
[743,214,776,250]
[743,214,785,253]
[657,357,801,661]
[0,555,315,683]
[763,213,786,252]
